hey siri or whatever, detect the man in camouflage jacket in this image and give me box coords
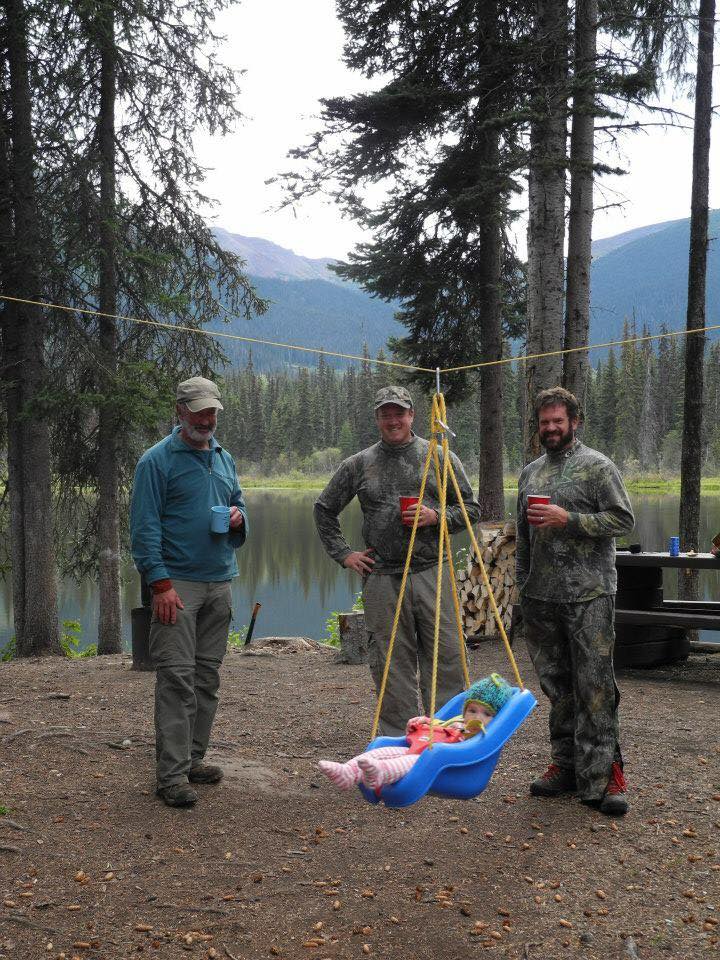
[315,386,481,736]
[516,387,634,815]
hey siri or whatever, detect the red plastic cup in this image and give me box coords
[400,495,420,526]
[527,494,550,526]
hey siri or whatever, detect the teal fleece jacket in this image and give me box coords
[130,427,248,585]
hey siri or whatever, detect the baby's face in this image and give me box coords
[464,702,495,727]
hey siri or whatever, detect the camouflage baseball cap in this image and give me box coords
[374,385,413,410]
[176,376,224,413]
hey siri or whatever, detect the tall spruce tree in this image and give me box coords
[563,0,597,410]
[37,0,264,645]
[679,0,715,600]
[525,0,568,458]
[280,0,530,517]
[0,0,61,656]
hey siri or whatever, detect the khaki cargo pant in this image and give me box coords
[149,579,232,788]
[521,594,622,801]
[363,565,465,737]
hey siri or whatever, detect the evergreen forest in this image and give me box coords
[221,331,720,482]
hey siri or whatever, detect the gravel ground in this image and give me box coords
[0,641,718,960]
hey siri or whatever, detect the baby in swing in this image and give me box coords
[318,673,513,791]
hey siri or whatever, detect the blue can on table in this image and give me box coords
[669,536,680,557]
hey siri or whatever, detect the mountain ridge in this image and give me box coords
[212,213,719,370]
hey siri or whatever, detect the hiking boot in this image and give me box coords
[598,762,628,816]
[156,783,198,807]
[188,763,224,785]
[530,763,577,797]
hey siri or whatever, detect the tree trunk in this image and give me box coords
[476,0,504,520]
[1,0,61,656]
[525,0,569,461]
[477,212,505,520]
[96,1,122,653]
[337,612,368,665]
[563,0,597,412]
[678,0,714,603]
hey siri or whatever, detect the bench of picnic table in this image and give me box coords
[614,551,720,665]
[615,603,720,631]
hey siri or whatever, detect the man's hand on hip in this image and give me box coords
[527,503,569,529]
[153,588,185,625]
[229,506,244,529]
[343,549,375,575]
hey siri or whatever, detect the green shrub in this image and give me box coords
[324,592,364,648]
[1,620,95,660]
[227,627,249,649]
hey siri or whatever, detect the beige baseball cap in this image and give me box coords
[176,376,224,413]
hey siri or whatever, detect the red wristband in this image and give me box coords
[151,579,172,595]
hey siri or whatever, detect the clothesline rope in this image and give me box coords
[1,294,718,376]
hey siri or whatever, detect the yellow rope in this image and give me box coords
[428,407,470,690]
[371,391,524,741]
[446,460,524,690]
[370,430,436,740]
[443,521,471,689]
[440,321,720,374]
[427,395,451,746]
[1,293,717,377]
[0,295,434,373]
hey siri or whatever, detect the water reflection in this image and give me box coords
[0,492,718,648]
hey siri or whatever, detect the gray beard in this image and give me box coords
[179,418,215,444]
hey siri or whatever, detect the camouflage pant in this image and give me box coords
[363,566,465,737]
[521,594,622,801]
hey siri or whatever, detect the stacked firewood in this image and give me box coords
[456,521,517,640]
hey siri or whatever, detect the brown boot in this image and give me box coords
[156,783,198,807]
[188,763,224,784]
[598,762,628,816]
[530,763,577,797]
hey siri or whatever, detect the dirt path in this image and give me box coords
[0,644,718,960]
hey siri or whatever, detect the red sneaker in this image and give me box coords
[530,763,577,797]
[599,762,628,816]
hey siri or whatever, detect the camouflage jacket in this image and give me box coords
[516,440,634,601]
[314,434,480,574]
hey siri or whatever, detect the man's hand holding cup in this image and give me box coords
[527,494,568,529]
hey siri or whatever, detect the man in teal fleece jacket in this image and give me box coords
[131,376,248,807]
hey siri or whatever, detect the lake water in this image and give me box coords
[1,492,719,648]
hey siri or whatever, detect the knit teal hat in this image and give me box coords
[464,674,513,716]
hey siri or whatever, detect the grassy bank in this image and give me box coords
[241,471,720,494]
[242,472,329,490]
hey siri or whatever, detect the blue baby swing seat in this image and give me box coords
[359,686,537,808]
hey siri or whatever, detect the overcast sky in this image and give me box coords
[196,0,720,260]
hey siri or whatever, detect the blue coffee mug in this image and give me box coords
[210,505,231,533]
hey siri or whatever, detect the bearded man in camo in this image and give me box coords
[516,387,635,816]
[314,386,481,736]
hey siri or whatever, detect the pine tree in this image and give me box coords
[355,345,376,450]
[597,349,619,457]
[244,354,266,463]
[679,0,715,599]
[0,0,61,655]
[293,367,313,458]
[616,320,642,465]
